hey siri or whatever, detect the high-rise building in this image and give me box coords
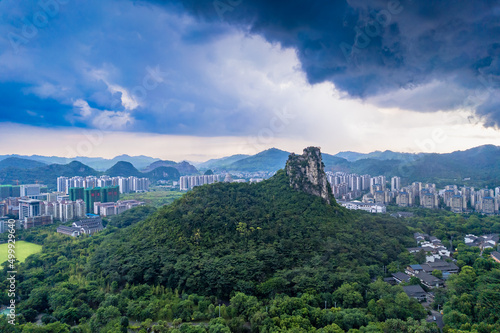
[84,188,102,213]
[47,192,64,203]
[361,175,371,190]
[57,177,69,193]
[391,176,401,192]
[374,190,390,205]
[444,190,457,206]
[0,185,20,200]
[396,191,412,207]
[421,192,438,209]
[118,177,130,194]
[0,202,6,217]
[20,184,41,197]
[23,215,53,229]
[478,197,496,215]
[450,195,464,213]
[180,175,221,190]
[19,199,42,219]
[100,186,120,203]
[83,186,119,213]
[69,187,85,201]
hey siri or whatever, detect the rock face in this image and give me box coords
[285,147,332,204]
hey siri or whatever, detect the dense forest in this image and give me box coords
[0,169,499,332]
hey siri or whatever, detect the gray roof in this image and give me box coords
[392,272,411,282]
[403,285,427,297]
[57,226,80,232]
[420,260,459,273]
[415,271,442,285]
[73,217,103,227]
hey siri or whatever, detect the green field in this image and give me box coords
[121,190,184,207]
[0,241,42,264]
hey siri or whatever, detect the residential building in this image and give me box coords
[420,260,459,277]
[57,176,69,193]
[414,271,444,288]
[391,176,401,192]
[421,191,438,209]
[392,272,411,284]
[491,251,500,263]
[23,215,53,229]
[338,201,386,213]
[0,185,20,199]
[94,200,145,216]
[83,186,119,213]
[465,234,498,250]
[402,285,427,301]
[396,191,412,207]
[450,195,464,213]
[69,187,84,201]
[180,175,221,190]
[405,264,424,276]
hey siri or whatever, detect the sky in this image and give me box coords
[1,0,500,161]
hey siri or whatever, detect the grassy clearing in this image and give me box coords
[120,190,184,207]
[0,240,42,264]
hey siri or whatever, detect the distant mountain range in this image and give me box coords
[194,145,500,187]
[334,150,422,162]
[142,160,198,175]
[1,145,499,188]
[0,157,47,170]
[195,154,250,170]
[0,159,180,189]
[0,154,161,171]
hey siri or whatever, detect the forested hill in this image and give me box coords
[89,169,413,299]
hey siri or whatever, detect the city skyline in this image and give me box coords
[1,1,500,160]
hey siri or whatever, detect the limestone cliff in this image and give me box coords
[285,147,332,204]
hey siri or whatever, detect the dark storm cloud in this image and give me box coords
[143,0,500,125]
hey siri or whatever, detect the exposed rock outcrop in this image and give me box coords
[285,147,332,204]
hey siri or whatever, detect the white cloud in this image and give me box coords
[72,99,133,130]
[89,68,140,111]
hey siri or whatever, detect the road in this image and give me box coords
[427,310,444,331]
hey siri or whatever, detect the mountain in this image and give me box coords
[89,147,412,299]
[334,150,421,162]
[196,154,250,170]
[0,157,46,170]
[104,161,143,178]
[402,144,500,186]
[0,154,160,171]
[105,162,181,181]
[226,148,290,172]
[321,153,350,170]
[0,161,100,187]
[104,155,160,171]
[142,160,198,175]
[0,154,70,165]
[144,166,180,181]
[286,147,333,204]
[363,150,421,162]
[333,151,366,162]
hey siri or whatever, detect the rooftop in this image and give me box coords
[402,285,427,297]
[392,272,411,283]
[416,271,443,285]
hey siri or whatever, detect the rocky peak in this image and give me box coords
[285,147,332,204]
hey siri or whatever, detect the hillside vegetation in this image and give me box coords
[89,170,412,299]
